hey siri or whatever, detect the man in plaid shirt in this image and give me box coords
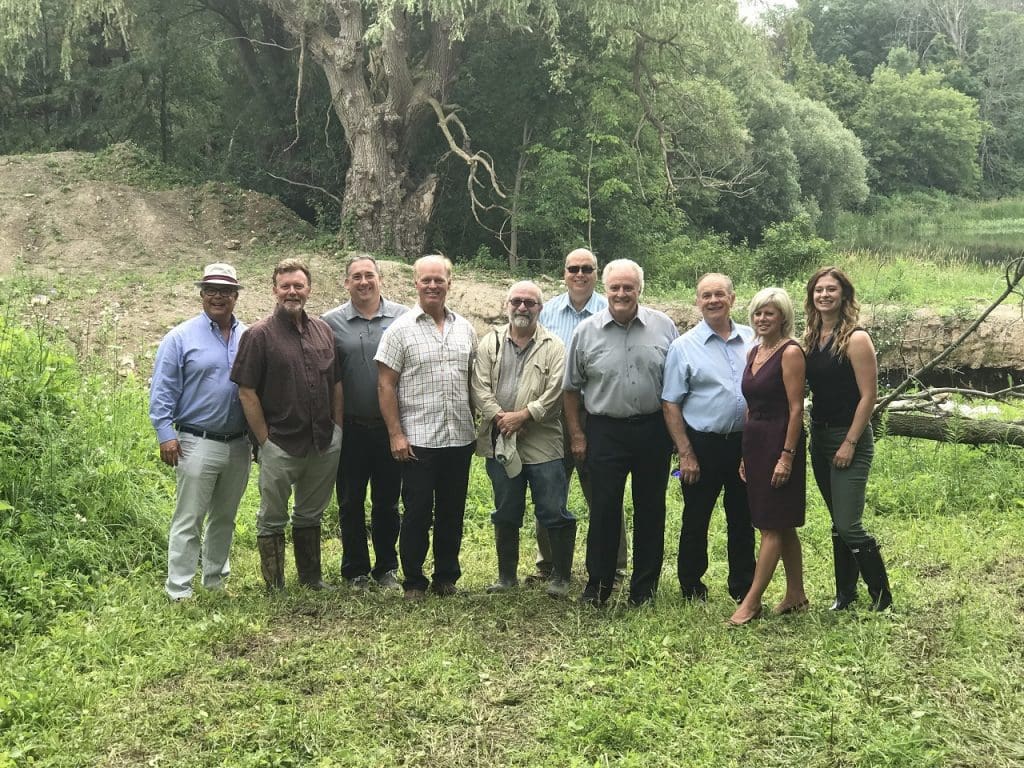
[375,255,478,600]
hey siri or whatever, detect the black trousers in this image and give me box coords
[585,412,672,604]
[676,428,755,602]
[398,443,474,592]
[336,419,401,580]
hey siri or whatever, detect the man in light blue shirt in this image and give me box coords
[662,273,755,603]
[536,248,627,584]
[150,263,250,601]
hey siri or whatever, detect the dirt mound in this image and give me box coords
[1,147,1021,380]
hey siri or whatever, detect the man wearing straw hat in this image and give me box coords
[150,262,250,601]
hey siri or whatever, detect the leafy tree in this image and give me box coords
[976,10,1024,191]
[851,62,983,194]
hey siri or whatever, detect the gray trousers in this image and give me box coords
[809,424,875,546]
[166,432,250,599]
[257,426,342,536]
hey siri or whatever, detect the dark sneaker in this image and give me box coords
[348,575,372,590]
[374,570,401,590]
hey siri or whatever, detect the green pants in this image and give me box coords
[809,424,876,547]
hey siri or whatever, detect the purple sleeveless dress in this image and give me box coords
[741,339,806,529]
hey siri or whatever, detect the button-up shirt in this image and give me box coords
[374,305,477,448]
[149,312,247,444]
[563,306,678,418]
[321,297,408,421]
[538,290,608,346]
[661,318,754,434]
[231,305,341,457]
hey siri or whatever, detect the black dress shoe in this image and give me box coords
[578,584,601,606]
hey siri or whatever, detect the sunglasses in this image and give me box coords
[566,265,595,274]
[508,298,539,309]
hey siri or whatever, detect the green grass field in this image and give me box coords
[3,433,1024,768]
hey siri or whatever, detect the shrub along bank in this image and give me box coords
[0,315,168,642]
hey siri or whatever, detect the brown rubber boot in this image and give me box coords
[257,534,285,592]
[293,526,330,590]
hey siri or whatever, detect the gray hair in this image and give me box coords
[506,280,544,304]
[602,259,645,295]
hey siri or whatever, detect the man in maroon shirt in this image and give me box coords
[231,258,344,591]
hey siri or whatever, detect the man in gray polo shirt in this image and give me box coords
[322,254,408,590]
[563,259,678,606]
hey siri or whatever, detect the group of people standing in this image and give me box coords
[149,250,892,622]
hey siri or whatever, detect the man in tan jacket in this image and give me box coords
[471,281,577,597]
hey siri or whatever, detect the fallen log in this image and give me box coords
[879,411,1024,447]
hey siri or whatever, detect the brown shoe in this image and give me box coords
[430,582,458,597]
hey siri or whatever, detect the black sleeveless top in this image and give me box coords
[805,332,863,427]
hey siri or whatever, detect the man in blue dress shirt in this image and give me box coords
[150,263,250,601]
[661,273,756,603]
[536,248,627,584]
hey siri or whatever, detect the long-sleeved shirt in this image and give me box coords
[149,312,247,444]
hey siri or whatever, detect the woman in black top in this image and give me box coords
[804,267,892,611]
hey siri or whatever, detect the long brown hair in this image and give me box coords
[803,266,860,359]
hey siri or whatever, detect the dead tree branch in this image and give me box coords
[875,253,1024,415]
[264,171,341,204]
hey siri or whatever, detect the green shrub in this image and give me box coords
[644,233,745,293]
[0,316,168,642]
[749,215,834,285]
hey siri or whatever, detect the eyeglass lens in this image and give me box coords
[509,298,538,308]
[566,265,595,274]
[202,286,237,296]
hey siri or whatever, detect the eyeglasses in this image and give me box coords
[508,298,539,309]
[201,286,238,297]
[566,265,595,274]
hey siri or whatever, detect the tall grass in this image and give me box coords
[0,310,169,642]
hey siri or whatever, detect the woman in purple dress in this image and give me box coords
[729,288,808,626]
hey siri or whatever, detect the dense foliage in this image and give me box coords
[2,0,1024,267]
[0,314,168,642]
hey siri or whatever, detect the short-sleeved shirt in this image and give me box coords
[374,304,478,448]
[321,297,408,421]
[563,306,679,418]
[538,291,608,346]
[231,305,341,457]
[661,318,754,434]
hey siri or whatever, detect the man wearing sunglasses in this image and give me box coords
[471,281,577,597]
[537,249,629,585]
[150,263,250,601]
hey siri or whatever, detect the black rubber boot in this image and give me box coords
[486,524,520,593]
[257,534,286,592]
[293,526,330,590]
[830,532,860,611]
[546,522,577,599]
[852,538,893,612]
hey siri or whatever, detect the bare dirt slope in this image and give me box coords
[1,148,1021,378]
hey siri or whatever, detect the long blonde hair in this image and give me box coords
[803,266,860,359]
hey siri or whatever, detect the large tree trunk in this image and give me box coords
[275,0,455,258]
[880,412,1024,447]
